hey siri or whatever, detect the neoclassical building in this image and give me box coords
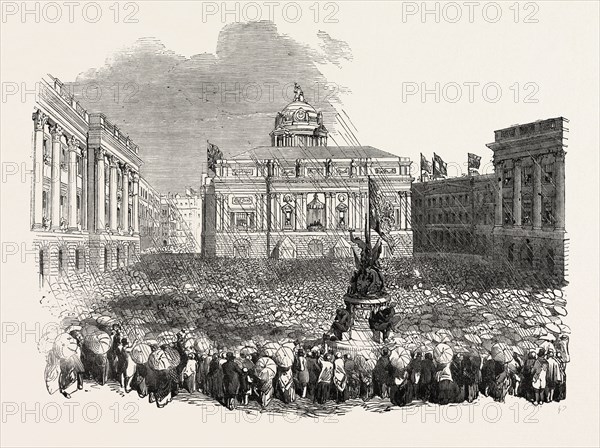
[411,116,567,280]
[31,76,145,282]
[203,92,413,258]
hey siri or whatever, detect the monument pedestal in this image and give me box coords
[329,293,393,357]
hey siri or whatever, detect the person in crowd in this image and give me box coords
[333,352,348,403]
[207,353,224,403]
[344,354,359,400]
[405,351,422,402]
[532,348,549,405]
[277,365,296,404]
[201,351,212,394]
[433,361,454,404]
[390,365,410,407]
[181,352,197,394]
[68,331,85,390]
[240,367,253,405]
[58,343,85,399]
[521,350,537,402]
[329,305,353,341]
[555,352,567,401]
[195,353,207,394]
[222,352,243,410]
[507,351,523,397]
[545,347,562,403]
[294,349,310,399]
[490,359,510,403]
[132,357,148,399]
[480,356,496,397]
[258,364,275,409]
[116,338,136,393]
[307,350,320,399]
[418,352,436,401]
[463,353,481,403]
[450,354,466,403]
[314,353,334,404]
[373,347,392,399]
[108,324,122,381]
[368,307,395,343]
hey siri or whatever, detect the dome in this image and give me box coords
[271,83,328,147]
[277,100,319,127]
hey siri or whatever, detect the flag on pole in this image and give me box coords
[368,176,395,253]
[468,153,482,170]
[433,153,447,178]
[420,153,432,174]
[207,140,223,173]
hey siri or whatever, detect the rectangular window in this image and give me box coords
[503,199,513,225]
[543,163,554,183]
[522,165,533,186]
[522,198,532,225]
[503,168,513,186]
[542,197,554,226]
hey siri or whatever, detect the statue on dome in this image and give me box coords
[293,82,305,102]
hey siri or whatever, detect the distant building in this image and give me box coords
[138,177,162,252]
[203,88,413,258]
[163,189,203,251]
[411,117,567,280]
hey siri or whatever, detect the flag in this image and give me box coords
[420,153,432,174]
[207,141,223,173]
[433,153,447,177]
[368,176,395,253]
[468,153,481,170]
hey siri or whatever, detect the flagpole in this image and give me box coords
[420,153,423,183]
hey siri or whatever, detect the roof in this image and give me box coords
[230,145,400,161]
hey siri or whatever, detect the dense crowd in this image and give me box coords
[46,320,568,411]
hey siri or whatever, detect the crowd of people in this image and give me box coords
[47,322,568,411]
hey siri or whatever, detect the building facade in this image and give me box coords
[411,116,567,280]
[203,94,413,258]
[488,117,567,278]
[138,176,162,252]
[31,76,147,281]
[412,174,496,257]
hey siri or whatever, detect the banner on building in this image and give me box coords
[468,152,482,170]
[433,153,447,178]
[207,141,223,173]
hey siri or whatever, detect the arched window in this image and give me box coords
[520,240,534,267]
[507,243,515,263]
[116,247,121,268]
[307,239,323,257]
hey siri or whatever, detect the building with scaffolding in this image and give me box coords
[203,89,413,258]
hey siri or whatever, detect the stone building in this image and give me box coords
[31,76,147,282]
[411,116,567,280]
[203,91,413,258]
[138,176,162,252]
[488,117,567,278]
[412,174,496,256]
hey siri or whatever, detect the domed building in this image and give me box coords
[203,84,413,259]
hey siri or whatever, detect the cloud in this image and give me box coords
[66,21,352,193]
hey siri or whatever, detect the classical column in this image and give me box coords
[215,194,223,231]
[399,192,406,230]
[50,124,63,230]
[95,148,106,231]
[32,110,47,229]
[67,136,80,230]
[513,158,522,227]
[132,172,140,235]
[121,164,130,231]
[494,161,504,227]
[108,155,118,231]
[81,148,87,230]
[532,156,542,230]
[405,191,412,230]
[555,151,566,230]
[223,194,230,231]
[271,193,278,230]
